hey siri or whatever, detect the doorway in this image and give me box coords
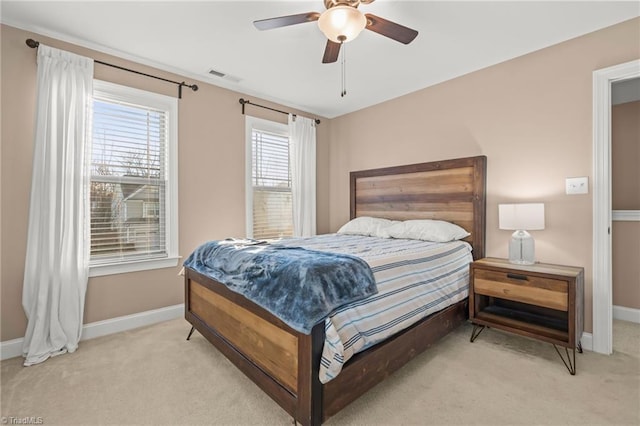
[592,60,640,355]
[611,76,640,320]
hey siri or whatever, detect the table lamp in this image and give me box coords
[499,203,545,265]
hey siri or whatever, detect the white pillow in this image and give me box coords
[337,216,398,238]
[386,219,470,242]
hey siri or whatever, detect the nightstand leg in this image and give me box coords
[470,324,485,342]
[553,345,576,375]
[186,326,195,341]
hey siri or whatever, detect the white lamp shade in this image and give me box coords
[318,5,367,43]
[499,203,545,231]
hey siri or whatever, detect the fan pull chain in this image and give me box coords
[340,37,347,97]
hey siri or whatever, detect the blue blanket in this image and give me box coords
[183,239,377,334]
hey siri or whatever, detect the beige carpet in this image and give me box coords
[1,319,638,425]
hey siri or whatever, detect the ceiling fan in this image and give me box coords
[254,0,419,64]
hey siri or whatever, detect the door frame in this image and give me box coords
[592,59,640,355]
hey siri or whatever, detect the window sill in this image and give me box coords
[89,256,181,277]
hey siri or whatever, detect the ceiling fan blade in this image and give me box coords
[254,12,320,30]
[364,13,418,44]
[322,40,342,64]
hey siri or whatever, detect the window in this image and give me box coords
[89,80,178,276]
[245,117,293,240]
[143,202,160,219]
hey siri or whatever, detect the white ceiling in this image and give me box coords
[2,1,638,118]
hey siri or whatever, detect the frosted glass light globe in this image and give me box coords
[318,5,367,43]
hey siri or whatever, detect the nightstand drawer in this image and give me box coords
[474,269,568,311]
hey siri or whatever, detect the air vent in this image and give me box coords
[208,68,226,78]
[207,68,242,84]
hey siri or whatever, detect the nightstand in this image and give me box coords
[469,257,584,375]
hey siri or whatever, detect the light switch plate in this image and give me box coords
[566,177,588,195]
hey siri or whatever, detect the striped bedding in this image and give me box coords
[275,234,473,383]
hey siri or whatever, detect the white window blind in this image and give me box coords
[250,128,293,240]
[90,81,177,271]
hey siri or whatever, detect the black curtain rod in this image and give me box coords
[25,39,198,99]
[239,98,321,125]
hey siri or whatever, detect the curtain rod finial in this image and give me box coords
[26,39,39,48]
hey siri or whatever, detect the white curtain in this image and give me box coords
[288,114,316,237]
[22,45,93,366]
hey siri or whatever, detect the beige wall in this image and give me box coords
[611,100,640,309]
[612,101,640,210]
[612,222,640,309]
[327,18,640,332]
[0,24,331,341]
[2,18,639,342]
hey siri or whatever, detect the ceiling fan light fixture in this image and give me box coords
[318,5,367,43]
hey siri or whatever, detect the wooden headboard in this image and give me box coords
[350,156,487,260]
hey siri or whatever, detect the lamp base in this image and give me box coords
[509,230,535,265]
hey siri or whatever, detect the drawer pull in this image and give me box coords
[507,273,529,281]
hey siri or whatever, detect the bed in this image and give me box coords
[183,155,487,425]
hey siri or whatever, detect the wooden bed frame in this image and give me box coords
[184,155,487,425]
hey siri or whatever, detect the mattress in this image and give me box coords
[275,234,473,383]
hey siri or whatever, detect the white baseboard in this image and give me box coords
[578,307,639,354]
[0,304,184,361]
[0,338,24,362]
[0,304,615,361]
[613,305,640,324]
[580,332,593,352]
